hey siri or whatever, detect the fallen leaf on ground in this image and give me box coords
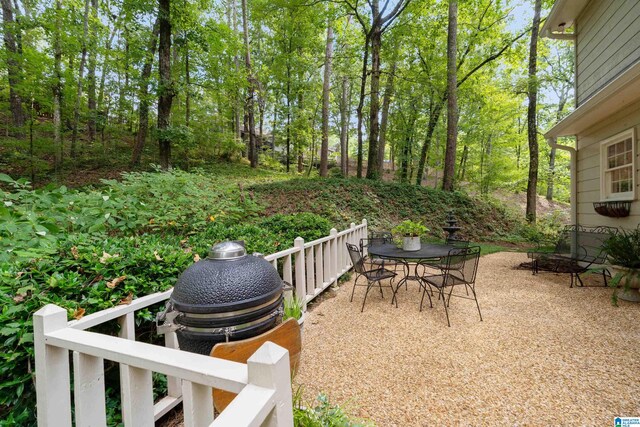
[73,308,85,320]
[107,275,127,289]
[118,292,133,305]
[89,275,103,285]
[100,252,119,263]
[154,250,163,261]
[193,254,201,262]
[183,247,192,254]
[71,246,79,259]
[13,294,25,303]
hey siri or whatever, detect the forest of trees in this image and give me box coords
[0,0,573,219]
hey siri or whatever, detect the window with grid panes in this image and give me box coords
[600,129,635,201]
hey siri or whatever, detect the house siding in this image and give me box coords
[575,0,640,106]
[576,102,640,229]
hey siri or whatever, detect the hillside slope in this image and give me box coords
[251,178,524,242]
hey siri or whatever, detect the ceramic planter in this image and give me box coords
[610,265,640,302]
[403,236,421,251]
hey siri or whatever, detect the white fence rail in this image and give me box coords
[33,219,368,426]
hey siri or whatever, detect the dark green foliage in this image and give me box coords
[252,178,522,241]
[0,168,328,425]
[603,228,640,269]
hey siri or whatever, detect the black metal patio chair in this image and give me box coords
[360,232,399,270]
[346,243,397,312]
[420,246,482,327]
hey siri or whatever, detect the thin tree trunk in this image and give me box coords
[87,0,98,142]
[416,100,445,185]
[118,29,131,125]
[458,144,468,181]
[132,20,160,166]
[546,93,567,200]
[340,75,350,176]
[319,20,333,177]
[526,0,542,222]
[70,0,90,158]
[378,61,396,176]
[185,43,191,127]
[366,25,382,179]
[286,73,291,172]
[442,0,458,191]
[356,34,370,178]
[52,0,63,169]
[158,0,174,169]
[241,0,257,167]
[1,0,25,136]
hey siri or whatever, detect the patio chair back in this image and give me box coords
[346,243,366,274]
[445,246,481,284]
[576,226,618,263]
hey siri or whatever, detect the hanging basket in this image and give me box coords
[593,201,631,218]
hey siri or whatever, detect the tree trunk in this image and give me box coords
[442,0,458,192]
[132,20,160,166]
[158,0,174,170]
[378,61,396,176]
[1,0,25,136]
[356,34,370,178]
[70,0,90,158]
[319,20,333,177]
[87,0,98,142]
[526,0,542,222]
[286,73,291,172]
[416,100,445,185]
[241,0,257,167]
[340,75,350,176]
[366,25,382,180]
[52,0,63,169]
[546,93,567,200]
[185,43,191,127]
[458,144,468,181]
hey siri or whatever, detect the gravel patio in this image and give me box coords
[295,252,640,426]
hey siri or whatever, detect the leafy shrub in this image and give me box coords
[293,391,371,427]
[258,213,332,243]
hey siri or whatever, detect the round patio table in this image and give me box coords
[367,243,455,306]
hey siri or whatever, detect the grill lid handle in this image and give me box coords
[208,241,247,260]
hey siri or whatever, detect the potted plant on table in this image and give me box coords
[392,220,429,251]
[602,228,640,304]
[283,295,305,333]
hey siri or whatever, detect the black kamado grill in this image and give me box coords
[157,241,285,355]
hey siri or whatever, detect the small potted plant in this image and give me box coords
[603,228,640,304]
[392,220,429,251]
[283,295,305,333]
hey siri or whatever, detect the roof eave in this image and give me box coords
[541,0,589,39]
[544,60,640,139]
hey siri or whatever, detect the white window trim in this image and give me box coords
[599,128,636,202]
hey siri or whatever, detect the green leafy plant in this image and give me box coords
[603,228,640,305]
[293,388,371,427]
[283,296,304,321]
[391,220,429,237]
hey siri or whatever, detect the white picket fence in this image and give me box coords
[33,219,368,427]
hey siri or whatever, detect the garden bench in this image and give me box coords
[527,225,617,287]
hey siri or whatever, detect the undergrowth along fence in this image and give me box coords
[33,219,368,426]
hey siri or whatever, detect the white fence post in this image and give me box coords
[305,246,315,297]
[294,237,307,312]
[73,352,107,427]
[34,304,72,427]
[247,342,294,427]
[121,366,154,427]
[182,381,214,427]
[330,229,338,284]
